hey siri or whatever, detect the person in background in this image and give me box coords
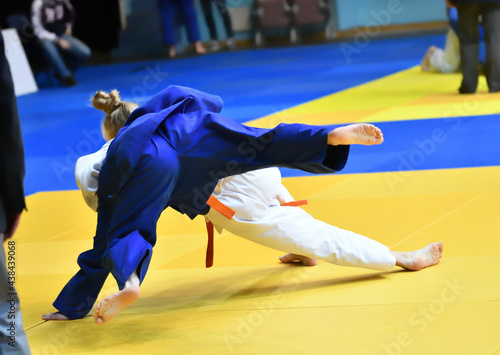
[200,0,235,52]
[450,0,500,93]
[0,31,31,355]
[421,4,486,73]
[31,0,91,86]
[157,0,206,59]
[70,0,121,61]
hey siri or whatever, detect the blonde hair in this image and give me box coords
[92,90,138,140]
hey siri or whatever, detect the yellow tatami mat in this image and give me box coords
[246,67,500,128]
[12,165,500,355]
[11,62,500,354]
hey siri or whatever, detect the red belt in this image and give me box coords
[204,195,308,268]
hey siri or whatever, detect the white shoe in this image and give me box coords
[226,38,236,50]
[208,40,221,52]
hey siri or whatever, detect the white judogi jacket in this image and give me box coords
[74,139,113,212]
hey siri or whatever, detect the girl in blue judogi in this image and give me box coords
[43,86,443,324]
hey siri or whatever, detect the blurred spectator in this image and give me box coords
[31,0,91,86]
[156,0,206,58]
[421,5,486,73]
[0,30,30,355]
[201,0,235,51]
[71,0,121,59]
[451,0,500,93]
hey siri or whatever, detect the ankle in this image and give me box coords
[327,129,342,146]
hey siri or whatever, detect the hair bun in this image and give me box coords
[92,90,122,114]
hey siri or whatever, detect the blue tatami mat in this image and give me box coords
[18,34,451,195]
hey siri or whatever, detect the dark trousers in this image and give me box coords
[40,34,91,77]
[157,0,201,45]
[201,0,234,40]
[456,3,500,93]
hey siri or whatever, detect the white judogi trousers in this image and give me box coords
[75,143,396,271]
[206,168,396,271]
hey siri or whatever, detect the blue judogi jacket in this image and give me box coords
[102,85,348,217]
[53,85,350,319]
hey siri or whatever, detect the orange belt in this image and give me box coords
[280,199,308,207]
[204,195,307,268]
[205,196,235,268]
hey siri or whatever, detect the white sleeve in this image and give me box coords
[75,140,112,212]
[32,0,58,41]
[429,29,460,73]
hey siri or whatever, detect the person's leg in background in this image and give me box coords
[214,0,235,49]
[201,0,220,51]
[59,34,91,75]
[481,3,500,92]
[157,0,178,58]
[39,39,76,86]
[177,0,206,55]
[456,3,481,93]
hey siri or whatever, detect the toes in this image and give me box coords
[279,253,294,263]
[364,124,383,143]
[42,312,70,321]
[279,253,317,266]
[95,317,104,325]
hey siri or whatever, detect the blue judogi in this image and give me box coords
[53,86,350,319]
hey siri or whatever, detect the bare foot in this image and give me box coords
[168,46,176,59]
[420,46,437,72]
[279,253,318,266]
[42,312,70,321]
[195,41,206,55]
[392,242,443,271]
[93,286,140,325]
[328,124,384,146]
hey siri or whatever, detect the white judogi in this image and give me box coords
[75,144,396,272]
[74,139,112,212]
[207,168,396,271]
[429,29,460,73]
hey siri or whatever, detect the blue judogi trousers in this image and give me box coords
[157,0,201,45]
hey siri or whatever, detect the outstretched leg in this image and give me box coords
[280,242,443,271]
[93,271,140,325]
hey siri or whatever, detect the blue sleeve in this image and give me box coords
[175,112,350,175]
[52,137,179,318]
[98,137,179,289]
[164,111,350,218]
